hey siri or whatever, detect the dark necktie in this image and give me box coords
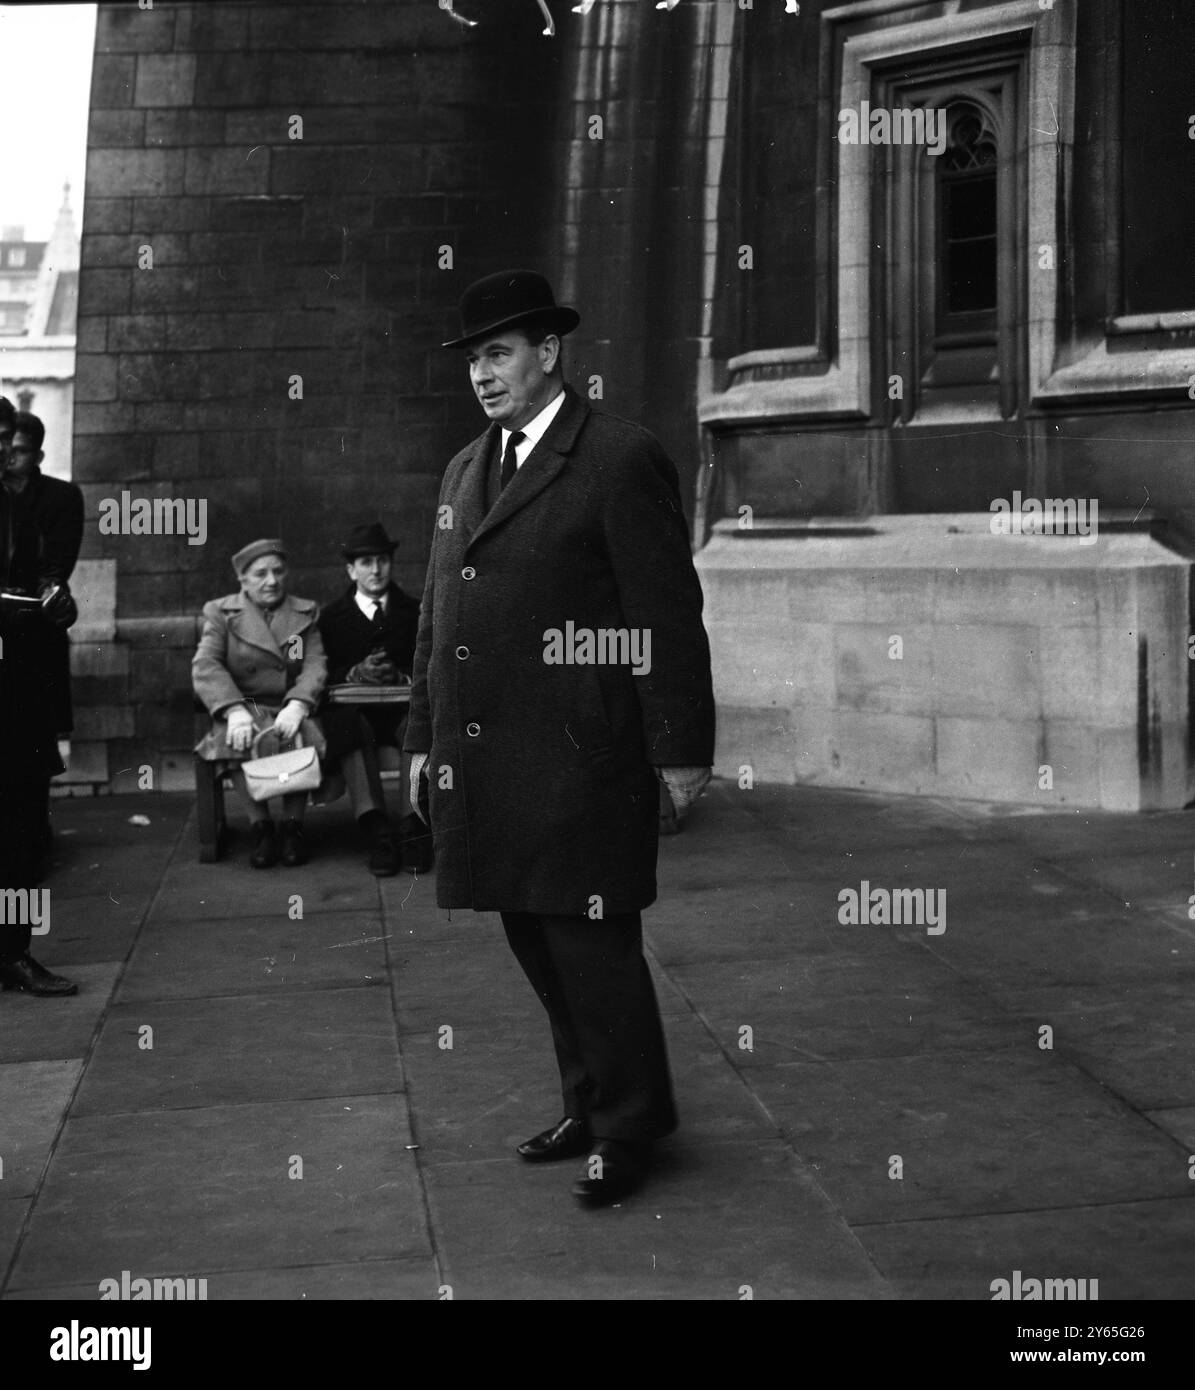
[500,431,525,490]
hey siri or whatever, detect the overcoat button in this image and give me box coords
[456,645,469,660]
[462,566,476,580]
[466,722,481,737]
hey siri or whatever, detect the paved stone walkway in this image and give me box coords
[2,781,1193,1299]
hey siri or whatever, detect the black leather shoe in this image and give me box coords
[279,819,309,867]
[0,953,78,997]
[571,1139,650,1205]
[517,1116,592,1163]
[399,814,434,874]
[249,820,278,869]
[366,817,400,877]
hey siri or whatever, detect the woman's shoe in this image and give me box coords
[249,820,278,869]
[280,819,309,867]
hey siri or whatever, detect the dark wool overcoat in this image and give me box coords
[6,469,84,733]
[317,582,421,683]
[404,386,715,916]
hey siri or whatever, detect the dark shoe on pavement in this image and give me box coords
[0,953,78,997]
[399,814,433,873]
[517,1116,592,1163]
[571,1138,650,1206]
[366,815,400,877]
[279,819,309,867]
[249,820,278,869]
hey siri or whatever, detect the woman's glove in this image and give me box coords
[272,699,307,742]
[225,705,255,753]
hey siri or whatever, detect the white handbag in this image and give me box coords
[241,727,322,803]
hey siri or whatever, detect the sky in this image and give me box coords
[0,3,97,242]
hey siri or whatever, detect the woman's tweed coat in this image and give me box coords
[192,591,328,760]
[404,387,715,916]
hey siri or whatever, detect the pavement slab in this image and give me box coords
[855,1196,1195,1300]
[71,989,404,1115]
[6,1094,429,1292]
[746,1050,1191,1224]
[0,1060,83,1197]
[0,963,122,1065]
[116,910,390,1003]
[425,1142,889,1300]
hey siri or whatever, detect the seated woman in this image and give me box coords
[193,538,327,868]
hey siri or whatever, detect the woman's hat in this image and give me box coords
[232,538,287,576]
[341,522,398,560]
[442,269,580,349]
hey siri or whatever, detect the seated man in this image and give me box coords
[318,522,432,876]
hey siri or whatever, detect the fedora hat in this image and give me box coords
[341,521,398,560]
[442,269,580,349]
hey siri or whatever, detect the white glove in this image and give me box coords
[656,766,711,821]
[408,751,429,822]
[272,699,307,742]
[225,705,255,753]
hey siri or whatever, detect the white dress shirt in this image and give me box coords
[355,591,387,622]
[500,389,566,472]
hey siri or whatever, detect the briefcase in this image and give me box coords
[241,728,322,803]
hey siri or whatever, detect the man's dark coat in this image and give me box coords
[318,582,420,684]
[405,386,715,916]
[6,470,83,733]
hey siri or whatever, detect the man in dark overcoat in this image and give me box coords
[0,405,83,859]
[404,270,715,1205]
[0,460,76,997]
[318,521,430,875]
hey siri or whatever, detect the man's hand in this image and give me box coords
[272,699,307,742]
[408,750,429,822]
[38,581,77,628]
[655,766,711,821]
[348,650,401,685]
[226,705,255,754]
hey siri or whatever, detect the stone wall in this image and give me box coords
[74,0,725,789]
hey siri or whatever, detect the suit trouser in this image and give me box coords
[500,910,677,1144]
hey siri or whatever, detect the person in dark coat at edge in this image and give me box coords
[404,270,715,1205]
[317,521,432,876]
[0,404,77,997]
[1,406,83,863]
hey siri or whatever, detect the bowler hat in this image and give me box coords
[232,537,287,576]
[442,269,580,349]
[341,521,398,560]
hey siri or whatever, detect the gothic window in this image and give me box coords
[937,106,999,330]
